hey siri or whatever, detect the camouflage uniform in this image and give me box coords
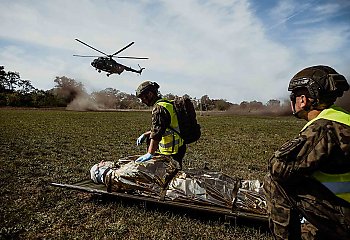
[264,111,350,239]
[150,103,171,141]
[150,102,186,167]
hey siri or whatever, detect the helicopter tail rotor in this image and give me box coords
[138,64,145,75]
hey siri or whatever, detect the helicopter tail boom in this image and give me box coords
[123,64,145,75]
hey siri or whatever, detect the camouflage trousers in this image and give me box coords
[263,173,350,240]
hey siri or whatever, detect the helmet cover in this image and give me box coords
[136,81,159,97]
[288,65,349,101]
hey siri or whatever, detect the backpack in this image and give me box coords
[160,96,201,144]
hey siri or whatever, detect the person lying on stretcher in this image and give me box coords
[90,155,267,215]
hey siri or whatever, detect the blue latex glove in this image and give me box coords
[136,134,147,146]
[136,153,153,163]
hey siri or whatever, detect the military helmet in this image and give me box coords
[288,65,349,102]
[136,81,160,97]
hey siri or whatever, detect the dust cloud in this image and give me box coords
[57,77,349,113]
[226,99,292,116]
[66,92,101,111]
[225,90,350,116]
[55,81,116,111]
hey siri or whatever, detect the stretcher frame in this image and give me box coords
[50,179,268,226]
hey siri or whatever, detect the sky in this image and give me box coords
[1,0,350,104]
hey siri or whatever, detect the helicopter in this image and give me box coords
[73,38,148,76]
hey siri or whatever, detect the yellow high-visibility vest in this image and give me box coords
[155,99,184,155]
[302,105,350,202]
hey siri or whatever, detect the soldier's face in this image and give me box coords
[140,91,154,106]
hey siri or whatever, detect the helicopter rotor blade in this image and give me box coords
[111,42,135,56]
[116,56,149,60]
[73,54,101,58]
[75,38,108,56]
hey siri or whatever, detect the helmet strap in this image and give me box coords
[292,109,304,119]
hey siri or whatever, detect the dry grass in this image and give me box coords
[0,109,304,239]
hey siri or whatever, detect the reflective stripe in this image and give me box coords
[313,172,350,202]
[313,170,350,202]
[313,171,350,198]
[159,139,180,149]
[308,106,350,203]
[322,182,350,194]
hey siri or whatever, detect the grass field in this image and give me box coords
[0,109,305,239]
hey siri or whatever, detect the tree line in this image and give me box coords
[0,66,290,114]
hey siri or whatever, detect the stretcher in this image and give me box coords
[50,179,268,226]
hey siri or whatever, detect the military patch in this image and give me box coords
[275,136,306,159]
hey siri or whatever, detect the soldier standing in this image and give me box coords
[264,65,350,239]
[135,81,186,168]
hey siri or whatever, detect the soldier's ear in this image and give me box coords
[299,95,309,108]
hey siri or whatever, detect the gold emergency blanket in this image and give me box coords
[100,156,266,215]
[104,156,178,197]
[167,170,266,215]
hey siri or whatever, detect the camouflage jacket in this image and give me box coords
[150,101,171,141]
[269,116,350,183]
